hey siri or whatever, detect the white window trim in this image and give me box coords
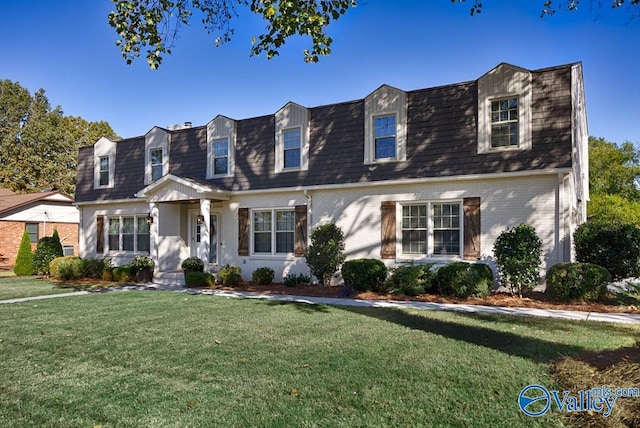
[144,127,169,184]
[250,207,295,257]
[93,137,116,189]
[275,103,309,173]
[396,200,463,259]
[477,65,532,154]
[364,85,407,165]
[210,137,231,177]
[206,116,236,179]
[104,214,150,254]
[149,148,164,182]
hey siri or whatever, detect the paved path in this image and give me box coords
[2,284,640,324]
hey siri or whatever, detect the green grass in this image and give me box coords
[0,276,79,300]
[0,292,638,427]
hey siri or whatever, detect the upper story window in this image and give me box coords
[275,103,309,173]
[150,148,163,181]
[364,85,407,164]
[490,97,519,148]
[283,128,301,169]
[93,137,116,189]
[145,127,169,184]
[207,115,235,178]
[252,208,295,255]
[374,114,397,159]
[477,63,532,154]
[212,138,229,175]
[99,156,110,186]
[400,201,461,257]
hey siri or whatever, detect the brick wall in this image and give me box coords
[0,221,79,269]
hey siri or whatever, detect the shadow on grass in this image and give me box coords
[337,305,618,363]
[263,299,332,314]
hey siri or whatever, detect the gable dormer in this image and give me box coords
[206,115,236,178]
[477,63,532,154]
[145,127,169,184]
[93,136,116,189]
[364,84,407,165]
[275,102,309,173]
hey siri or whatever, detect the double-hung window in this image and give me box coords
[283,128,301,169]
[374,114,397,160]
[106,215,150,253]
[401,202,461,256]
[490,97,519,148]
[253,209,295,255]
[150,148,163,181]
[99,156,109,186]
[212,138,229,175]
[25,223,39,243]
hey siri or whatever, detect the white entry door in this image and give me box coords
[189,211,219,265]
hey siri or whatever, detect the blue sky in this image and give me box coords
[1,1,638,145]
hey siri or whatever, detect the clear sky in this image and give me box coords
[1,1,638,146]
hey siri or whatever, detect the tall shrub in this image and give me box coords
[306,223,345,286]
[574,221,640,280]
[13,230,34,276]
[33,236,64,275]
[493,223,543,297]
[51,228,64,256]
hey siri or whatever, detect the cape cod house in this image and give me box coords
[74,62,588,285]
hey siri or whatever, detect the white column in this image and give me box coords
[149,202,159,272]
[199,199,211,270]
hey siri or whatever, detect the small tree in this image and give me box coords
[51,228,64,255]
[13,230,34,276]
[306,223,345,286]
[493,224,543,297]
[33,236,64,275]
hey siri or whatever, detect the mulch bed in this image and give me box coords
[215,283,640,314]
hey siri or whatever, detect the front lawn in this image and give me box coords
[0,291,638,427]
[0,276,79,300]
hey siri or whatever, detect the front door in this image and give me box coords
[189,211,219,265]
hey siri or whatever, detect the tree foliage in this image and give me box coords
[493,224,543,297]
[108,0,357,69]
[0,80,118,196]
[306,223,345,286]
[453,0,640,17]
[13,230,34,276]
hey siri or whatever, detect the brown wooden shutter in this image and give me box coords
[96,215,104,254]
[380,201,396,259]
[238,208,249,256]
[463,197,481,260]
[294,205,308,257]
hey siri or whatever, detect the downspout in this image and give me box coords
[304,189,312,246]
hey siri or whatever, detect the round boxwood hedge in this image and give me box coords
[545,262,611,302]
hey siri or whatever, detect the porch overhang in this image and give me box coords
[135,174,231,203]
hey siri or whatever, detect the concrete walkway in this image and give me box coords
[3,283,640,324]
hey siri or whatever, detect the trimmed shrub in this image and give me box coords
[283,273,311,287]
[574,221,640,280]
[13,230,34,276]
[83,258,106,279]
[181,256,205,272]
[341,259,388,292]
[112,265,134,282]
[56,257,86,280]
[50,256,74,279]
[546,262,611,302]
[306,223,345,286]
[385,263,436,296]
[33,236,64,275]
[252,267,275,285]
[51,228,64,256]
[493,224,543,297]
[185,271,216,288]
[219,264,242,286]
[437,262,493,298]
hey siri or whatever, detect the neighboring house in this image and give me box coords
[74,62,588,285]
[0,188,79,268]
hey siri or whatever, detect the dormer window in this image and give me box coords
[283,128,302,169]
[212,138,229,175]
[99,156,110,186]
[275,103,309,173]
[374,114,397,159]
[150,148,163,181]
[490,97,519,148]
[478,64,532,153]
[364,85,407,164]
